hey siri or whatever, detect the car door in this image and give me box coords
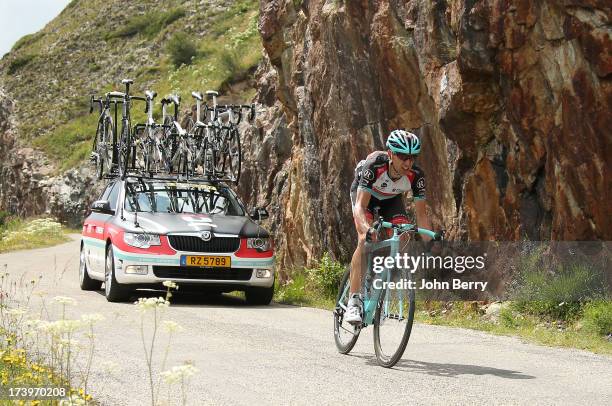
[84,182,117,274]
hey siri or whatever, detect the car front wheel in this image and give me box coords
[245,283,274,306]
[105,245,130,302]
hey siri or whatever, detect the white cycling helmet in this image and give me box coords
[386,129,421,154]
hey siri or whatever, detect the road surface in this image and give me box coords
[1,236,610,405]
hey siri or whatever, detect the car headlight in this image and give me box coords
[124,232,161,249]
[247,237,271,251]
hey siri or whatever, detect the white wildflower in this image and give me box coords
[162,281,178,289]
[38,319,84,335]
[134,297,170,312]
[162,320,184,333]
[23,319,43,329]
[5,307,28,317]
[52,296,77,306]
[160,364,199,385]
[81,313,105,324]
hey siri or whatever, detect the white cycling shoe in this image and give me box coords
[344,294,363,325]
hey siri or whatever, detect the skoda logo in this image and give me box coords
[200,231,212,241]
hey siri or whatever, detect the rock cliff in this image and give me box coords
[239,0,611,269]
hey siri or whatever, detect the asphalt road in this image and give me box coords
[1,236,611,405]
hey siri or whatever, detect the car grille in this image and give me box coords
[167,235,240,253]
[153,266,252,280]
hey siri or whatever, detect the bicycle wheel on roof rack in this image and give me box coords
[216,126,241,183]
[132,126,146,173]
[93,115,113,180]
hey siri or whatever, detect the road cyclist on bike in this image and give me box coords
[346,129,435,325]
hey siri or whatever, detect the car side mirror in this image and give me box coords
[91,200,114,215]
[249,207,269,221]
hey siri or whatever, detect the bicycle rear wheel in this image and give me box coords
[93,116,113,180]
[373,267,415,367]
[334,267,361,354]
[218,127,241,184]
[118,125,131,179]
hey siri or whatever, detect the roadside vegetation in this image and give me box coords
[0,214,75,253]
[275,252,612,355]
[0,268,197,405]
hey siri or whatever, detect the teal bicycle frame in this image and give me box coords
[346,221,437,326]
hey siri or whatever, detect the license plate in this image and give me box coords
[180,255,231,268]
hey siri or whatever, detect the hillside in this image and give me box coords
[0,0,260,221]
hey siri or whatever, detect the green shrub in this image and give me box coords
[582,301,612,336]
[166,32,197,67]
[306,252,346,298]
[0,211,12,228]
[513,263,607,321]
[7,54,36,74]
[106,7,185,40]
[219,49,240,77]
[274,273,310,304]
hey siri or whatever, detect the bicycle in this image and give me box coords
[333,219,440,368]
[109,79,147,179]
[132,90,168,175]
[198,90,253,183]
[160,94,190,176]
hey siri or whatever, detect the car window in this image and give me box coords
[99,182,115,201]
[124,181,244,215]
[107,183,121,211]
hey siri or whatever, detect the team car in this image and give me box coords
[79,177,275,304]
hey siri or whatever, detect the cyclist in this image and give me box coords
[346,129,433,325]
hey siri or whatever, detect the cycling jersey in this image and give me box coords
[350,151,426,223]
[350,151,425,200]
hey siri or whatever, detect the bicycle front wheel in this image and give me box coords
[373,267,415,368]
[333,267,360,354]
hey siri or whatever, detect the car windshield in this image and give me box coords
[124,181,244,215]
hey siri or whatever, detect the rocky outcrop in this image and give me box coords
[0,89,101,225]
[243,0,611,269]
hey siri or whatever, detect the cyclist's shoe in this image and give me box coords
[345,294,363,325]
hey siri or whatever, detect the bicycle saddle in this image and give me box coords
[191,91,203,101]
[121,79,134,85]
[145,90,157,100]
[205,90,219,99]
[106,91,125,98]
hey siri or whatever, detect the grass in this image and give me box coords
[274,253,345,309]
[11,32,45,52]
[0,217,73,253]
[32,113,97,173]
[105,7,186,40]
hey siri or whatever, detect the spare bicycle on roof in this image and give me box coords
[89,79,255,184]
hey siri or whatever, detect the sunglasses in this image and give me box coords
[394,152,418,161]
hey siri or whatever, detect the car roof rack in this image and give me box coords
[119,172,232,186]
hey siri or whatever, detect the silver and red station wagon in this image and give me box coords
[79,177,275,304]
